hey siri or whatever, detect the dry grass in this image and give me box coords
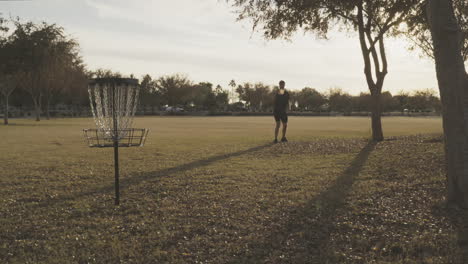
[1,116,465,263]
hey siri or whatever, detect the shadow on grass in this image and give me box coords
[435,204,468,262]
[33,142,274,208]
[228,140,377,263]
[456,210,468,263]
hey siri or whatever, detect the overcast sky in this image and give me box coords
[1,0,440,95]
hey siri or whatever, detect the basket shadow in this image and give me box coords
[227,140,377,263]
[33,142,274,208]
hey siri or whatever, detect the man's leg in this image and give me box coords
[275,121,281,141]
[281,122,287,140]
[281,113,288,142]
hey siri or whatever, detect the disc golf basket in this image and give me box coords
[83,78,149,205]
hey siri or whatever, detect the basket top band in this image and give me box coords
[89,78,139,86]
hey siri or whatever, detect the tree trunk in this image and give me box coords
[3,96,8,125]
[357,4,387,142]
[46,99,51,120]
[33,99,41,122]
[370,92,384,141]
[427,0,468,207]
[35,107,41,121]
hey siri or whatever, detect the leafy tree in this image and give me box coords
[393,91,411,112]
[288,90,299,111]
[139,74,153,105]
[0,16,16,125]
[205,91,217,111]
[229,79,237,103]
[188,82,217,110]
[296,87,326,111]
[328,87,353,113]
[155,74,192,107]
[336,92,399,113]
[0,74,18,125]
[139,74,163,108]
[7,20,82,121]
[216,92,229,109]
[235,82,271,111]
[214,85,229,110]
[251,83,271,111]
[380,91,398,112]
[15,22,51,121]
[405,0,467,61]
[62,66,88,107]
[354,92,372,112]
[263,86,277,111]
[191,82,214,109]
[43,37,82,119]
[91,68,122,78]
[408,89,440,112]
[426,0,468,207]
[236,83,253,108]
[230,0,418,141]
[215,84,222,94]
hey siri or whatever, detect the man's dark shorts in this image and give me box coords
[274,111,288,123]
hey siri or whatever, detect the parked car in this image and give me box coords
[164,106,184,112]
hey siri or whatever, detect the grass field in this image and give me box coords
[1,116,466,263]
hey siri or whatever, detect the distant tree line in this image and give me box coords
[87,72,442,114]
[235,84,440,113]
[138,74,229,112]
[0,17,442,125]
[51,69,441,114]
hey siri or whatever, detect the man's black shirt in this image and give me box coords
[274,91,289,113]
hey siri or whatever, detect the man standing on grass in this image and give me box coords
[273,80,290,143]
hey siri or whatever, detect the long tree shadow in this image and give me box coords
[32,142,274,209]
[229,140,377,263]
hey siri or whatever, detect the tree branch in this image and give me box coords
[357,4,376,89]
[366,12,407,53]
[378,34,388,86]
[365,29,381,81]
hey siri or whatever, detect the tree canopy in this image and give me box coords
[2,20,86,120]
[405,0,467,61]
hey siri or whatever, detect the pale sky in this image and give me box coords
[1,0,441,95]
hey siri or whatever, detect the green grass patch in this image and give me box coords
[1,116,465,263]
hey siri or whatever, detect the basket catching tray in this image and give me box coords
[83,128,149,148]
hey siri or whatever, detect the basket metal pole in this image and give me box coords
[112,82,120,206]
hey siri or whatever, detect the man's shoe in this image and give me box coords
[273,139,278,144]
[281,137,288,142]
